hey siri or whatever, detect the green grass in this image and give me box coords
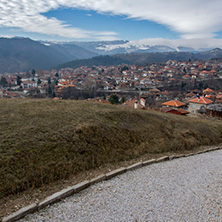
[1,98,222,198]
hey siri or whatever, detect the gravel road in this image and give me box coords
[20,150,222,222]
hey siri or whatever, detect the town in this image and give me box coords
[1,59,222,118]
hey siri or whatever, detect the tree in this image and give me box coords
[16,76,22,85]
[121,66,129,72]
[55,73,59,78]
[37,79,41,85]
[109,94,119,104]
[48,85,52,97]
[48,77,51,85]
[32,69,36,75]
[0,77,8,87]
[120,96,126,104]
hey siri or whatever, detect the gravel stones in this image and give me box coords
[19,150,222,222]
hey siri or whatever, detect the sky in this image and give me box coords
[0,0,222,44]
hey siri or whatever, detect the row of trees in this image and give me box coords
[59,86,126,104]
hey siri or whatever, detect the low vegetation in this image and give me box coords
[1,99,222,198]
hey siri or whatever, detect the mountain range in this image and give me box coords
[1,37,222,73]
[56,49,222,70]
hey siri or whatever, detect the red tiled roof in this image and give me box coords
[162,100,186,107]
[161,107,189,115]
[203,88,214,92]
[149,88,160,92]
[176,109,190,114]
[200,70,209,74]
[205,95,216,99]
[188,96,213,104]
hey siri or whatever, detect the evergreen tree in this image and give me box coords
[16,76,22,85]
[109,94,119,104]
[48,86,52,97]
[0,77,8,87]
[37,79,41,85]
[121,96,126,104]
[48,77,51,85]
[32,69,36,75]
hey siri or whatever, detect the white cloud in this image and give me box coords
[98,38,222,52]
[0,0,118,40]
[0,0,222,40]
[127,38,222,50]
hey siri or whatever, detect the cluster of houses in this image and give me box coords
[127,87,222,118]
[1,59,222,118]
[1,59,222,97]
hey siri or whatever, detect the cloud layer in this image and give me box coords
[0,0,222,40]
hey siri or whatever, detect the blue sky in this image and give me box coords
[41,9,180,41]
[1,8,180,41]
[0,0,222,43]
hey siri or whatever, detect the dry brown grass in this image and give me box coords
[0,98,222,198]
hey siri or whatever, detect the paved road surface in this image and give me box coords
[20,150,222,222]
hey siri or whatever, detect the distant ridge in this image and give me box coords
[0,37,70,73]
[55,55,129,70]
[0,38,98,73]
[1,37,222,73]
[55,48,222,69]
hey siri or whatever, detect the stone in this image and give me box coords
[90,174,106,185]
[3,203,37,222]
[126,162,143,171]
[73,180,90,193]
[142,159,156,166]
[38,187,74,210]
[155,156,169,162]
[105,167,126,180]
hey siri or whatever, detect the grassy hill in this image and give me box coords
[0,99,222,198]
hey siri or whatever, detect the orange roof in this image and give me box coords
[205,95,216,99]
[203,88,214,92]
[177,109,190,114]
[189,96,213,104]
[162,100,186,107]
[149,88,160,92]
[200,70,209,74]
[161,107,189,115]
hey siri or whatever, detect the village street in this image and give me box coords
[20,150,222,222]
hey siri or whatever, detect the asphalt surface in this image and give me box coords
[20,150,222,222]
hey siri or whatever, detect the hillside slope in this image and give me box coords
[0,38,98,73]
[0,99,222,198]
[0,38,71,73]
[55,52,196,69]
[55,48,222,69]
